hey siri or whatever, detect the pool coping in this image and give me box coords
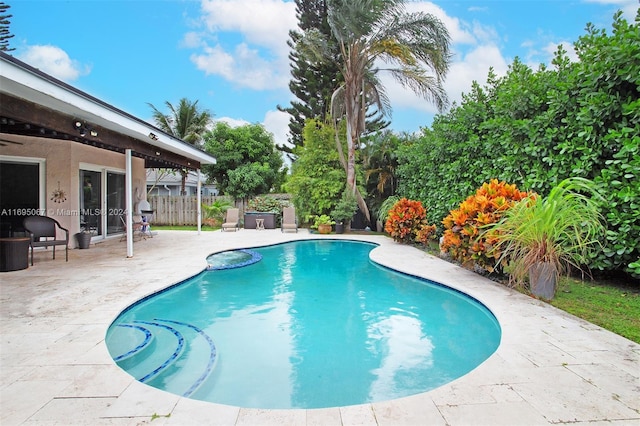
[1,230,638,425]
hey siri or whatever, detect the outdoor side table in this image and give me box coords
[0,237,30,272]
[255,218,265,230]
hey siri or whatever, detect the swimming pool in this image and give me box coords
[106,240,501,409]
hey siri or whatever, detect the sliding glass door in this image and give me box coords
[106,172,125,235]
[80,170,102,235]
[79,167,125,238]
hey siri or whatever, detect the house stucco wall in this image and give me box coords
[0,136,146,248]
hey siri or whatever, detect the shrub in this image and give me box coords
[384,198,436,244]
[247,195,285,213]
[441,179,530,271]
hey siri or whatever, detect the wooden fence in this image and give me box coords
[148,194,292,225]
[149,195,224,225]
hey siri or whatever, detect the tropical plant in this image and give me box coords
[201,197,234,227]
[311,214,335,228]
[298,0,451,223]
[441,180,531,271]
[377,195,400,224]
[362,130,403,217]
[148,98,213,195]
[384,198,436,244]
[488,177,605,295]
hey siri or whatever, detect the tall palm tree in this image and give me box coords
[148,98,213,195]
[300,0,451,221]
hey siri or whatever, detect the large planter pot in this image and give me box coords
[75,232,92,249]
[335,223,345,234]
[529,262,557,299]
[317,224,332,234]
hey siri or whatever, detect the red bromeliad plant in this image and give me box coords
[441,179,531,272]
[385,198,436,244]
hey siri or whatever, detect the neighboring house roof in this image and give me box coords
[146,169,211,186]
[0,52,216,170]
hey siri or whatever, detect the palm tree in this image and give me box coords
[148,98,213,195]
[299,0,451,221]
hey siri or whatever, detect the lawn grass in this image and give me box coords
[551,276,640,344]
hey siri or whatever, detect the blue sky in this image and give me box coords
[9,0,639,149]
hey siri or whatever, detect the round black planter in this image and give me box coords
[335,223,345,234]
[76,232,92,249]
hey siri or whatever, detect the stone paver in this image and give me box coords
[1,230,638,425]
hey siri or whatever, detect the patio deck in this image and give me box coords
[1,230,638,425]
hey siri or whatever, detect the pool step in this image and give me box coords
[109,319,217,397]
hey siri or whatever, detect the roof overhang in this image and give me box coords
[0,52,216,170]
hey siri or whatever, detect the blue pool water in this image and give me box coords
[106,240,501,409]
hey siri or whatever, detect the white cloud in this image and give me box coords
[215,117,250,127]
[17,45,90,81]
[200,0,296,52]
[405,1,478,45]
[543,41,579,62]
[191,42,289,90]
[262,109,291,150]
[447,44,509,101]
[380,2,507,116]
[521,33,580,69]
[189,0,297,90]
[384,43,508,115]
[583,0,639,20]
[182,31,205,49]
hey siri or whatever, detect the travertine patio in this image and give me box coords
[1,230,638,425]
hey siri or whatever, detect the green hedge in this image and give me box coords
[397,11,639,277]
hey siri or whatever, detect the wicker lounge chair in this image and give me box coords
[222,208,240,232]
[281,206,298,233]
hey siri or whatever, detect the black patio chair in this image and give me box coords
[23,216,69,266]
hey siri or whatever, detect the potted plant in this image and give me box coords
[311,214,335,234]
[331,191,358,234]
[75,226,93,249]
[487,177,605,299]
